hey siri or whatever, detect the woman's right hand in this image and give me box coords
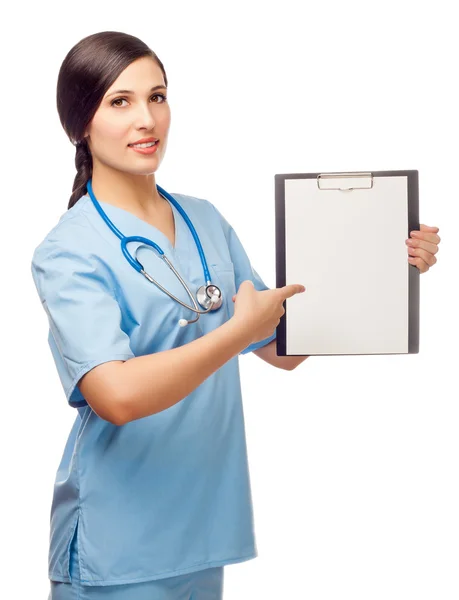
[230,280,306,346]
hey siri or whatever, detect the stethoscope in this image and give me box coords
[86,178,223,327]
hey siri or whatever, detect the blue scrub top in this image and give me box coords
[31,190,276,586]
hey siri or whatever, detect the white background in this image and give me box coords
[3,1,458,598]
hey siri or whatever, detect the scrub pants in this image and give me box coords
[48,524,225,600]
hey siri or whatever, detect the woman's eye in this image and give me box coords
[111,93,167,107]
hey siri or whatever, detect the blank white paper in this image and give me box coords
[284,175,410,354]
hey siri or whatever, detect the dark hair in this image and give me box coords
[56,31,168,210]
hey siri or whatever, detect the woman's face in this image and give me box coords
[84,56,170,177]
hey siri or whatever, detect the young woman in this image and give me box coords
[31,31,440,600]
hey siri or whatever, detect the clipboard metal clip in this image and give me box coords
[317,172,374,191]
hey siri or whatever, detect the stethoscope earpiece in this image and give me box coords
[86,178,223,326]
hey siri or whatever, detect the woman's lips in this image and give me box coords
[128,141,159,155]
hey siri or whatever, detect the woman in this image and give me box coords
[31,31,440,600]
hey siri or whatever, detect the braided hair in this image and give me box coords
[69,138,93,209]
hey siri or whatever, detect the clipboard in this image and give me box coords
[275,170,420,356]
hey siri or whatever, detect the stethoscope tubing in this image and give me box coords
[85,178,222,320]
[141,252,203,314]
[87,179,212,284]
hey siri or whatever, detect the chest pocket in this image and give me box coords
[210,262,237,320]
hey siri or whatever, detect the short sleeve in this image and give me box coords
[209,203,277,355]
[31,243,135,408]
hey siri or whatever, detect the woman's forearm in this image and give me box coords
[117,318,254,424]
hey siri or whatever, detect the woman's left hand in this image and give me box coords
[406,224,441,273]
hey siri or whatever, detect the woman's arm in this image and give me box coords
[252,339,309,370]
[79,317,255,425]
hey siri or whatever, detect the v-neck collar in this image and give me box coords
[87,192,182,253]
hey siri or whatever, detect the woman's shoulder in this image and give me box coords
[31,195,100,263]
[170,191,215,212]
[171,191,224,229]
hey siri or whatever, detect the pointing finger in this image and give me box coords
[279,284,306,299]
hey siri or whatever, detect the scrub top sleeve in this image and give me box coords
[31,244,135,408]
[208,202,277,355]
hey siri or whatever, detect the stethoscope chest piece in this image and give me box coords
[197,284,223,310]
